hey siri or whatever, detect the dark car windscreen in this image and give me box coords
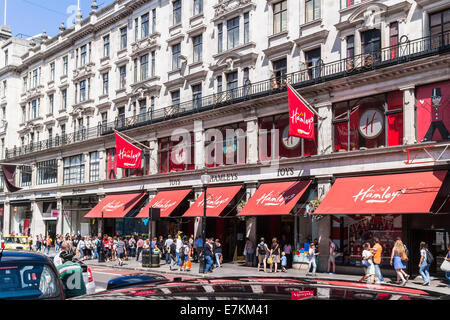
[0,263,61,299]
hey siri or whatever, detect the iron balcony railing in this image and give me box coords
[5,31,450,159]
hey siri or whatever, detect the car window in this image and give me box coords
[0,264,61,299]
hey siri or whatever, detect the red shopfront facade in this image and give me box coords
[314,170,450,274]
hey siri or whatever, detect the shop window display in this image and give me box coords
[259,114,317,161]
[159,135,195,173]
[205,122,247,167]
[416,80,450,142]
[333,91,403,152]
[334,215,402,268]
[106,148,117,180]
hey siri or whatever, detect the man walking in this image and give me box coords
[116,237,126,266]
[164,235,174,264]
[257,237,269,273]
[176,235,183,266]
[203,238,214,273]
[372,237,384,284]
[128,236,136,258]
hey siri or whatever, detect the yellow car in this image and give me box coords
[1,235,30,250]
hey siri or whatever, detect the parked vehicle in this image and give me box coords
[2,235,30,251]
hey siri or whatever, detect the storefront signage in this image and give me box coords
[73,188,86,194]
[352,185,403,204]
[102,200,124,212]
[291,290,314,300]
[152,199,177,211]
[198,195,231,209]
[210,173,238,183]
[255,191,297,207]
[358,108,384,139]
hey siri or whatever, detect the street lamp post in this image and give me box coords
[199,173,211,273]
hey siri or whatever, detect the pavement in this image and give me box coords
[83,255,450,296]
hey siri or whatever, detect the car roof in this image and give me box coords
[0,250,52,264]
[85,276,443,300]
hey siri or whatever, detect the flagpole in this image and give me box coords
[287,83,320,117]
[113,129,150,151]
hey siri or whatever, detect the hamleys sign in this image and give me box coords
[152,199,177,211]
[102,200,124,212]
[352,185,404,204]
[256,191,297,206]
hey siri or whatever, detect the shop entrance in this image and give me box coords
[409,229,449,275]
[45,221,57,241]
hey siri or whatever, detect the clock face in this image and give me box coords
[358,108,384,139]
[282,126,301,149]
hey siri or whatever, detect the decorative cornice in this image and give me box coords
[213,0,256,22]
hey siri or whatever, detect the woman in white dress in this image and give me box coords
[360,242,375,284]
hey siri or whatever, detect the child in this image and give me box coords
[281,252,287,272]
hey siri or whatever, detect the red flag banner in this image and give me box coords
[288,84,315,140]
[115,133,142,169]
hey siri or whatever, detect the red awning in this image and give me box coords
[314,170,447,215]
[183,186,242,217]
[135,189,191,218]
[238,180,312,216]
[84,193,146,218]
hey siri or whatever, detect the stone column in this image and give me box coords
[57,156,63,186]
[355,29,362,57]
[194,120,204,170]
[316,175,333,272]
[3,200,10,234]
[401,85,416,145]
[31,163,37,187]
[56,197,63,235]
[316,102,333,155]
[98,148,106,181]
[244,181,258,244]
[97,194,105,235]
[31,200,45,237]
[148,133,158,175]
[84,152,90,183]
[245,110,258,164]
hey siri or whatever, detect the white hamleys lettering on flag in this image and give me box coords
[352,185,404,204]
[255,191,297,206]
[290,108,314,135]
[198,195,230,209]
[118,148,141,167]
[152,199,177,210]
[103,200,124,212]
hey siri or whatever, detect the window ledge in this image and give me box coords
[300,18,323,30]
[268,31,289,41]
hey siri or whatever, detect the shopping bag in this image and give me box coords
[440,260,450,272]
[186,260,192,270]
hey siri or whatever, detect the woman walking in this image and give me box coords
[214,239,222,268]
[269,238,281,273]
[419,242,431,286]
[360,243,375,284]
[390,240,408,286]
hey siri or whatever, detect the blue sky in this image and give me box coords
[1,0,115,38]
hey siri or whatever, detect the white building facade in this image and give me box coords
[0,0,449,273]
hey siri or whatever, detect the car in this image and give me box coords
[0,249,64,300]
[72,276,448,300]
[1,235,30,251]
